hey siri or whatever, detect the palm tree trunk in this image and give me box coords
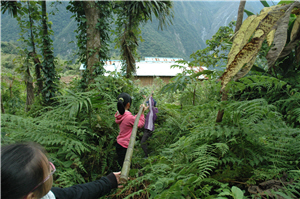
[235,0,246,33]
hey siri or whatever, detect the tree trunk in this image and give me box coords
[29,52,43,95]
[296,43,300,63]
[28,1,43,95]
[41,0,57,104]
[9,77,15,98]
[235,0,246,33]
[1,95,5,114]
[216,89,229,123]
[193,88,196,106]
[1,83,5,114]
[83,1,101,85]
[25,64,34,111]
[42,1,48,57]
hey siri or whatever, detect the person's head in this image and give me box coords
[1,142,55,199]
[117,93,132,115]
[140,89,147,97]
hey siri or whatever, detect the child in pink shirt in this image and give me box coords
[115,93,147,168]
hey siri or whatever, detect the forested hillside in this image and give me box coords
[1,1,266,60]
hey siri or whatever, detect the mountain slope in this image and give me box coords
[1,1,265,60]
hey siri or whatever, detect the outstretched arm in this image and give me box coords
[51,172,119,199]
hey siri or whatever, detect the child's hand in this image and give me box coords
[145,106,149,111]
[113,171,123,188]
[140,104,148,112]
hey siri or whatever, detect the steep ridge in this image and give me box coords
[1,1,265,60]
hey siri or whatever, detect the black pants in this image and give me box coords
[116,142,127,168]
[141,129,153,157]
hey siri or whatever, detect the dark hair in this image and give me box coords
[1,142,48,199]
[117,93,132,115]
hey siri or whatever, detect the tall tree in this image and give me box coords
[67,1,112,89]
[115,1,174,78]
[27,1,43,95]
[24,57,34,111]
[82,1,102,85]
[41,0,57,104]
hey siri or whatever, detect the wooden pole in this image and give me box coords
[119,94,151,184]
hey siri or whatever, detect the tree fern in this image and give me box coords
[1,88,119,187]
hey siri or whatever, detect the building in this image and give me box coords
[80,57,207,86]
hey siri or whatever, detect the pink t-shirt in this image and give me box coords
[115,111,145,148]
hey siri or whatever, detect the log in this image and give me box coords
[119,94,151,184]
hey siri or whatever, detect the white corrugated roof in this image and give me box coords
[82,58,208,78]
[135,62,185,76]
[103,61,185,76]
[79,64,86,70]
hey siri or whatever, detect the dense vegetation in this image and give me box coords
[1,1,300,199]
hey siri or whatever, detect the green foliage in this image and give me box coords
[230,75,300,127]
[2,88,113,187]
[190,21,235,70]
[2,68,300,198]
[1,41,19,54]
[1,72,149,188]
[113,1,173,77]
[1,52,18,70]
[216,185,245,199]
[112,73,299,198]
[1,72,26,115]
[1,2,300,199]
[1,1,22,18]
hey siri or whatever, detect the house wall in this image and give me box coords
[134,76,173,86]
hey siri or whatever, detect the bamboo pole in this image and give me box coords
[119,94,151,184]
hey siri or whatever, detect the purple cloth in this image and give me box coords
[144,97,158,131]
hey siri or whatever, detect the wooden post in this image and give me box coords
[119,94,151,184]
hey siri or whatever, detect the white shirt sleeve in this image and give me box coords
[41,191,56,199]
